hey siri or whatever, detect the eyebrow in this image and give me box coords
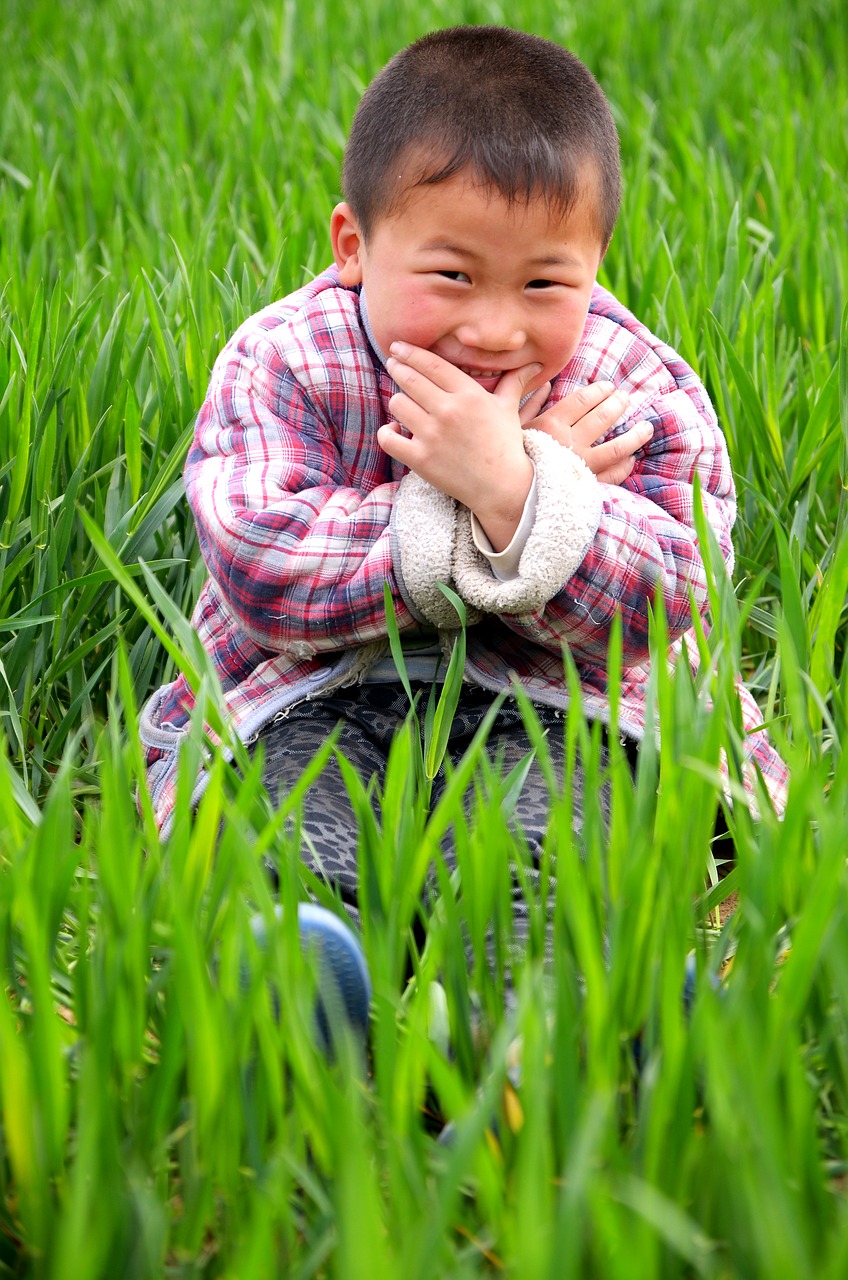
[419,241,583,267]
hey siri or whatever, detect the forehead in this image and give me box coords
[371,167,605,261]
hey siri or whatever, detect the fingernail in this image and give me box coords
[597,380,616,393]
[613,392,630,412]
[639,421,654,437]
[389,341,410,357]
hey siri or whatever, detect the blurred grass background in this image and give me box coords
[0,0,847,1275]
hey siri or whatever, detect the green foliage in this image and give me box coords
[0,0,847,1273]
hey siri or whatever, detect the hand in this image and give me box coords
[528,381,654,484]
[378,341,541,551]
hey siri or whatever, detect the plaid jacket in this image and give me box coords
[140,266,789,832]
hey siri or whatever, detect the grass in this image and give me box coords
[1,0,847,1273]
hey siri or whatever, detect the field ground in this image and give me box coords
[1,0,847,1275]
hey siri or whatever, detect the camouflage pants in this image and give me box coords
[253,682,617,955]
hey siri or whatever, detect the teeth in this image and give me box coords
[462,367,502,378]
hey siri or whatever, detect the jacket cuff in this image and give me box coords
[452,428,603,615]
[391,471,473,628]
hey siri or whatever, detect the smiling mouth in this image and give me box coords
[461,366,503,378]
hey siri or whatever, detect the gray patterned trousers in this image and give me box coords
[252,682,617,957]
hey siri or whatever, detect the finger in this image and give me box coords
[530,383,627,447]
[493,361,544,407]
[387,341,471,395]
[586,421,653,469]
[573,414,653,460]
[595,456,637,486]
[385,359,448,417]
[388,389,432,433]
[378,418,409,440]
[518,382,552,426]
[602,419,653,460]
[569,389,632,447]
[377,421,415,463]
[563,379,619,420]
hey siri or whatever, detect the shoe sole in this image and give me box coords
[249,903,371,1050]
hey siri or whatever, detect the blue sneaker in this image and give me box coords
[683,950,723,1013]
[250,903,371,1052]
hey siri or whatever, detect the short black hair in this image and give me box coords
[342,26,621,249]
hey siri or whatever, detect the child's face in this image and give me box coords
[331,167,604,395]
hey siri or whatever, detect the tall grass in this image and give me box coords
[1,0,847,1273]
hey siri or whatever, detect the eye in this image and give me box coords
[526,279,557,290]
[437,270,471,283]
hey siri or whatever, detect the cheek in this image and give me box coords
[387,286,447,348]
[539,300,591,367]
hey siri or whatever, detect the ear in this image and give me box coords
[331,202,366,286]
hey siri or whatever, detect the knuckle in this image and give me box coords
[544,404,570,432]
[601,393,628,423]
[445,403,467,431]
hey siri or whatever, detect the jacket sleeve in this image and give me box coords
[450,345,735,667]
[185,322,457,654]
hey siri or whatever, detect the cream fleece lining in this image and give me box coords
[392,471,478,628]
[393,430,603,623]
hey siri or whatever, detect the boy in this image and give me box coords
[141,27,788,932]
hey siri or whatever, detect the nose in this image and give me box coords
[454,296,527,354]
